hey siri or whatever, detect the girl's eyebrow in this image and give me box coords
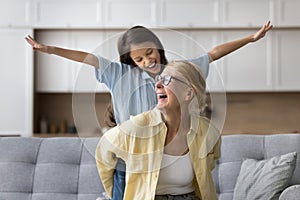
[132,48,153,60]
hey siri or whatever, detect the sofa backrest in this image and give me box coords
[1,134,299,200]
[213,134,300,200]
[0,137,104,200]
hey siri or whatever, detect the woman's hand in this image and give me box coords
[252,21,273,42]
[25,35,51,54]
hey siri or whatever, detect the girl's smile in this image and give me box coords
[130,42,162,77]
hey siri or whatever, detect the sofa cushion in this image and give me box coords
[233,152,297,200]
[0,137,103,200]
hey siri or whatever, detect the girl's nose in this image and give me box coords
[144,57,152,66]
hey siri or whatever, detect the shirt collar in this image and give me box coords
[149,108,164,126]
[141,70,154,80]
[190,115,200,133]
[151,109,200,133]
[124,106,201,133]
[119,108,165,138]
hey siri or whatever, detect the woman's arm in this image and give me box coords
[95,135,119,199]
[25,35,99,68]
[208,21,273,62]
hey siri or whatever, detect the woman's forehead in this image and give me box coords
[161,66,180,76]
[130,41,156,51]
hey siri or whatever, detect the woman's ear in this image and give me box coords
[185,88,195,101]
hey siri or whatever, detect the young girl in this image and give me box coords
[96,60,221,200]
[25,21,272,200]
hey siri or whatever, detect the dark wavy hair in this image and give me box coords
[117,25,168,67]
[105,26,168,128]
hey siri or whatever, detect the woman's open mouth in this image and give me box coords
[158,94,167,100]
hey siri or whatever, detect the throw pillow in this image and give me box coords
[233,151,297,200]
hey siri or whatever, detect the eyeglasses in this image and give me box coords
[155,75,191,87]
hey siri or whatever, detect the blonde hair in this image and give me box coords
[167,61,207,114]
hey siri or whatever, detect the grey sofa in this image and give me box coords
[213,134,300,200]
[0,134,299,200]
[0,137,103,200]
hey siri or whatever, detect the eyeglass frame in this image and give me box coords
[155,75,191,87]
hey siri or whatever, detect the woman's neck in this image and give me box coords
[163,108,191,156]
[164,109,190,137]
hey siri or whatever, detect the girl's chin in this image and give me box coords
[147,65,161,74]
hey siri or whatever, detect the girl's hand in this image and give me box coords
[252,21,273,42]
[25,35,50,53]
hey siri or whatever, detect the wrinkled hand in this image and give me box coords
[252,21,273,42]
[25,35,49,53]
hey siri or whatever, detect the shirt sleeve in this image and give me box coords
[94,54,131,90]
[95,131,119,199]
[188,53,210,78]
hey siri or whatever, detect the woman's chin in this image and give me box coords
[156,103,165,110]
[157,103,169,113]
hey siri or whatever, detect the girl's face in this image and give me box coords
[155,67,191,111]
[129,41,162,78]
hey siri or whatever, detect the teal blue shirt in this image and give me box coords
[95,54,210,124]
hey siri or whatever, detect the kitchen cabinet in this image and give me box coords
[154,29,191,60]
[274,0,300,27]
[36,28,276,92]
[70,30,114,93]
[220,30,272,91]
[36,30,111,93]
[8,0,297,29]
[221,0,274,27]
[0,0,32,27]
[0,29,33,136]
[273,30,300,91]
[158,0,221,28]
[36,31,72,92]
[33,0,103,28]
[104,0,157,28]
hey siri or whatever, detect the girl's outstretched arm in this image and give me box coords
[208,21,273,62]
[25,35,99,68]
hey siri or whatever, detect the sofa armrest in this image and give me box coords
[279,185,300,200]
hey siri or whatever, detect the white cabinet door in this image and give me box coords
[159,0,221,28]
[0,0,32,27]
[275,0,300,27]
[0,29,33,136]
[34,0,103,28]
[36,30,111,93]
[104,0,157,28]
[36,31,72,92]
[221,30,272,91]
[154,29,192,60]
[273,30,300,90]
[222,0,273,27]
[71,31,109,93]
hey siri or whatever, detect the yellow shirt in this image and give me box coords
[96,108,221,200]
